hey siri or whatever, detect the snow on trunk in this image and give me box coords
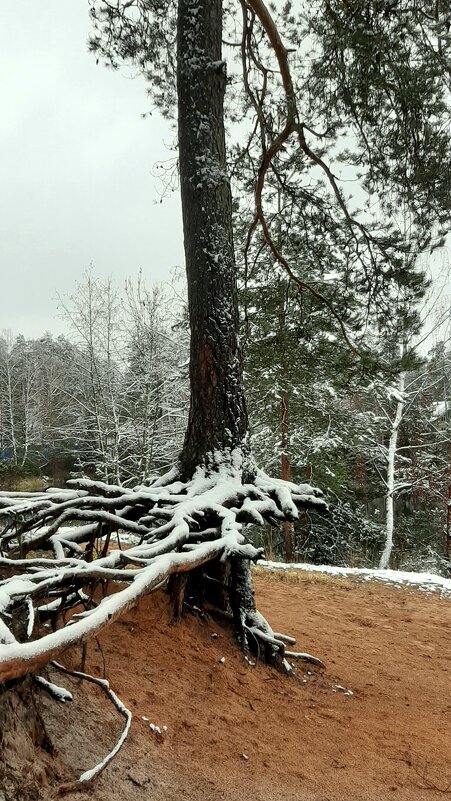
[379,372,405,570]
[177,0,250,478]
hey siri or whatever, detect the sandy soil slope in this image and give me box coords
[37,571,451,801]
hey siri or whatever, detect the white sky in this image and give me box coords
[1,2,449,346]
[0,1,184,338]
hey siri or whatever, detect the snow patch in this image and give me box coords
[258,561,451,599]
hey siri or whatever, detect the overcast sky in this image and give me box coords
[0,1,184,338]
[1,3,449,347]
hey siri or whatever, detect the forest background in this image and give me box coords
[1,0,451,575]
[1,262,449,573]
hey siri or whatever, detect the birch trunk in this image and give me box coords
[281,392,294,561]
[4,357,18,466]
[379,372,405,569]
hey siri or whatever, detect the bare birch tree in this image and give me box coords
[0,7,450,787]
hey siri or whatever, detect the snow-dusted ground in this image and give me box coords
[258,561,451,599]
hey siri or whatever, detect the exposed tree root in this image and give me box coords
[50,661,132,783]
[0,453,326,683]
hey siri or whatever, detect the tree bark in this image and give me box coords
[177,0,249,478]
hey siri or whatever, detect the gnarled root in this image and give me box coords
[229,557,325,672]
[0,456,326,682]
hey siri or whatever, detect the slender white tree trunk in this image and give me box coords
[5,363,18,467]
[379,372,405,569]
[20,361,36,469]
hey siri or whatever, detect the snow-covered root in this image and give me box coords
[33,675,73,703]
[51,661,132,784]
[0,458,326,682]
[241,611,325,672]
[0,540,234,682]
[230,558,325,672]
[285,651,325,668]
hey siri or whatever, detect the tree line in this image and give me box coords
[1,267,449,572]
[0,271,188,486]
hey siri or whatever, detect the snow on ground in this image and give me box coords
[258,560,451,599]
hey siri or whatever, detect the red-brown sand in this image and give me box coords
[39,571,451,801]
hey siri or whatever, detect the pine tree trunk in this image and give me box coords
[177,0,249,479]
[175,0,262,635]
